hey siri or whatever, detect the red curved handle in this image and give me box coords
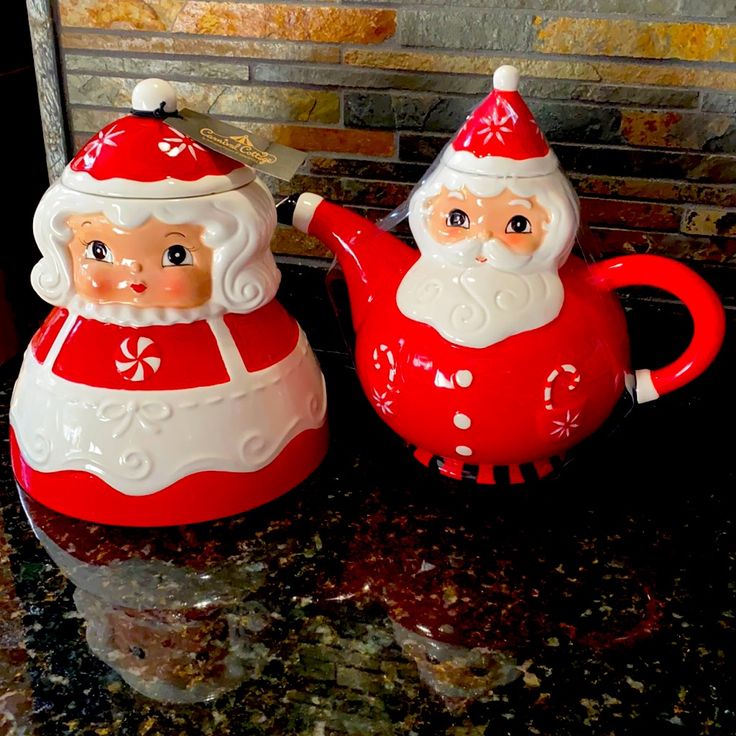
[589,254,725,403]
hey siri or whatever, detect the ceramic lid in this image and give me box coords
[62,78,255,198]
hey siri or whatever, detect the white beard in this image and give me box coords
[396,239,564,349]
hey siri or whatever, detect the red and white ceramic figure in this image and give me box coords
[10,79,328,526]
[278,65,724,484]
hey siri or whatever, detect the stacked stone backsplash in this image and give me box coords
[50,1,736,264]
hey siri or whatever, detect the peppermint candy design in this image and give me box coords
[115,336,161,382]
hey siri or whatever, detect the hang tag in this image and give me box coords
[171,109,307,181]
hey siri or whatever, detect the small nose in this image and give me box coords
[128,260,142,273]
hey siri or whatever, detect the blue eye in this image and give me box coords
[162,245,193,267]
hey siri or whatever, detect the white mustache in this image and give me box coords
[440,236,533,272]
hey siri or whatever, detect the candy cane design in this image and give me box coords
[544,364,580,410]
[372,344,397,383]
[544,364,582,439]
[115,337,161,382]
[371,344,398,414]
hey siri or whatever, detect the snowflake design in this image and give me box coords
[477,99,519,145]
[550,410,581,439]
[158,128,206,159]
[80,124,124,169]
[372,388,394,415]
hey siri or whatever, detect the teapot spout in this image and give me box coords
[277,194,417,331]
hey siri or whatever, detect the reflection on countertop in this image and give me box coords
[1,263,735,735]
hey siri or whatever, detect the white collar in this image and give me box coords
[66,295,224,326]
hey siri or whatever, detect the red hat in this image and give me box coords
[62,79,254,198]
[442,65,558,178]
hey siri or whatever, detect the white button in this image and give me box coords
[453,413,471,429]
[456,445,473,456]
[455,370,473,387]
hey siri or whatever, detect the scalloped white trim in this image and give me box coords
[66,295,224,326]
[61,166,255,199]
[442,148,558,178]
[10,325,328,494]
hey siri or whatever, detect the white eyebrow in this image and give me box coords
[448,190,466,200]
[508,198,532,209]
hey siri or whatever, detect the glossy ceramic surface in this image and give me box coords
[282,66,724,482]
[10,79,328,525]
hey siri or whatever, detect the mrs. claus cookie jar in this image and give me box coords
[10,79,328,526]
[278,65,724,484]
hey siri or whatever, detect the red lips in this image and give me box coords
[130,283,147,293]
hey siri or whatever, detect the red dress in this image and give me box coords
[10,300,328,525]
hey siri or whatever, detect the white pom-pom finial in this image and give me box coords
[131,78,178,114]
[493,65,520,92]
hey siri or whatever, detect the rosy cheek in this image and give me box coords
[78,265,118,296]
[502,233,542,254]
[161,269,212,305]
[161,270,196,296]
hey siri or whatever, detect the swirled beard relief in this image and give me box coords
[396,255,564,349]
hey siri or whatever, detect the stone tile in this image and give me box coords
[621,110,736,151]
[344,50,736,91]
[398,9,536,51]
[521,80,699,109]
[209,86,340,124]
[64,52,251,81]
[66,75,339,123]
[580,198,682,231]
[346,49,595,78]
[593,227,736,263]
[346,0,734,14]
[554,143,736,184]
[71,106,121,132]
[172,3,395,44]
[682,207,736,237]
[345,92,475,133]
[253,63,492,95]
[569,174,736,208]
[534,17,736,63]
[308,157,429,184]
[701,92,736,114]
[399,132,451,163]
[60,30,341,63]
[66,74,221,110]
[529,101,624,145]
[60,0,187,31]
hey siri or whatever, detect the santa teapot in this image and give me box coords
[10,79,328,526]
[277,66,724,484]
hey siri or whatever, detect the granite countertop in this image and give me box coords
[1,262,734,735]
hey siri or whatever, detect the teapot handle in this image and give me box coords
[588,254,725,403]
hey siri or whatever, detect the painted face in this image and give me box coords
[66,214,213,308]
[424,186,551,259]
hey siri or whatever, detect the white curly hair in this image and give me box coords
[31,177,280,315]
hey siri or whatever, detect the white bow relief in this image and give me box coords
[10,320,327,495]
